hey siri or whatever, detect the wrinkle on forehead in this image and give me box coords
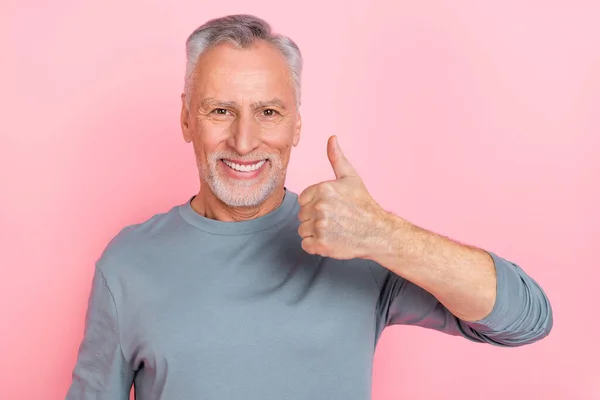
[200,97,287,110]
[190,42,296,110]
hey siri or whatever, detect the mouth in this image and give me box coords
[221,159,268,173]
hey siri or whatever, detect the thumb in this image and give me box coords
[327,135,357,179]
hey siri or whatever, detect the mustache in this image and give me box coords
[208,152,278,162]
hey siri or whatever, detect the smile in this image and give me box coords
[222,159,267,172]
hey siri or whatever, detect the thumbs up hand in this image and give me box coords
[297,135,392,260]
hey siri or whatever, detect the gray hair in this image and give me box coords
[183,14,303,110]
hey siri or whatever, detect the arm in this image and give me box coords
[367,215,553,346]
[65,267,134,399]
[297,136,552,346]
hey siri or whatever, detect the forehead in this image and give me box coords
[192,41,294,103]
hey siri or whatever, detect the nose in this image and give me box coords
[226,113,261,156]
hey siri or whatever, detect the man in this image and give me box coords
[66,14,552,400]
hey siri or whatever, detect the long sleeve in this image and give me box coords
[370,252,553,347]
[65,267,134,399]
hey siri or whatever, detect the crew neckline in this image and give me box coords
[178,188,299,235]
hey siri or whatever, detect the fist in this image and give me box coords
[297,136,390,260]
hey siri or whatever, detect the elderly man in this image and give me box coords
[66,14,552,400]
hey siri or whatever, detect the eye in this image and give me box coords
[212,108,228,115]
[262,109,278,117]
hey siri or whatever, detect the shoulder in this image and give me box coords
[96,203,186,276]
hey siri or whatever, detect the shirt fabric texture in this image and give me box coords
[65,188,553,399]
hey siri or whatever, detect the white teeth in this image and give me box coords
[223,159,266,172]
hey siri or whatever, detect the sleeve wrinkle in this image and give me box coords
[97,266,129,366]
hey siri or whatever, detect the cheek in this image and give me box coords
[263,120,298,149]
[272,142,293,166]
[190,140,209,168]
[192,121,228,155]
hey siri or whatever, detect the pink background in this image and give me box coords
[1,1,599,399]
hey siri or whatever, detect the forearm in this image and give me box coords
[367,213,497,322]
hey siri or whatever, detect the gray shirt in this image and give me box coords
[65,189,552,399]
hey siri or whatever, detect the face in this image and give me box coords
[180,40,302,208]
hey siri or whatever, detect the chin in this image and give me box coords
[212,180,278,208]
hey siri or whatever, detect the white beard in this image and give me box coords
[198,152,285,208]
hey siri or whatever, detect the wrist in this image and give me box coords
[363,210,410,265]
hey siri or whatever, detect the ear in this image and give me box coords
[180,94,192,143]
[292,112,302,147]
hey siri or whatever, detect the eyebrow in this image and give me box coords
[200,97,287,110]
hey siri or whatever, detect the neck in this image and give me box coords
[190,186,286,222]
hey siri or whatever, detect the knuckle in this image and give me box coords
[315,218,329,231]
[317,182,332,195]
[314,201,327,213]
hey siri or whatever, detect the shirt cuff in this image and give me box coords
[466,251,523,333]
